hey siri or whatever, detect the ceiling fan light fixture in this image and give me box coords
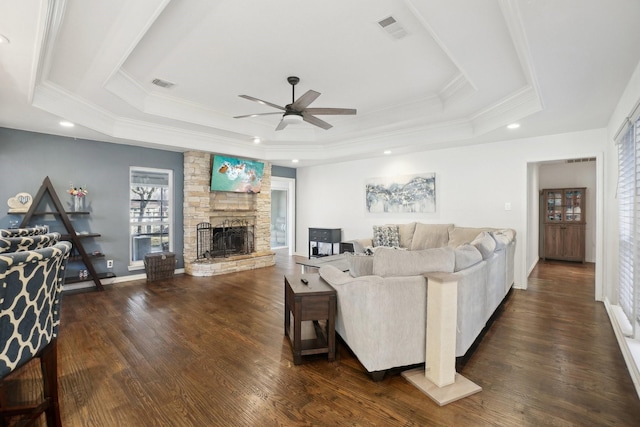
[236,76,356,131]
[282,114,303,125]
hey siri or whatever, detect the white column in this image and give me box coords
[425,275,458,387]
[402,273,481,406]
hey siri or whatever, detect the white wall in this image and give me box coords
[526,162,540,275]
[538,161,597,262]
[296,128,607,290]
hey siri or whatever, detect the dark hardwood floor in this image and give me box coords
[4,254,640,426]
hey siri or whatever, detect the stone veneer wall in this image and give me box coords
[183,151,274,276]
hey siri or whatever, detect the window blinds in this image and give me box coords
[617,116,640,336]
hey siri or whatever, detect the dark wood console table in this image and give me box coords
[308,228,341,259]
[284,274,336,365]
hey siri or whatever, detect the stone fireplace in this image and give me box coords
[183,151,275,276]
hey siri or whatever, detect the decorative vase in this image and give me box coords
[73,196,84,212]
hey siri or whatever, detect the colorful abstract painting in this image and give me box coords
[211,156,264,193]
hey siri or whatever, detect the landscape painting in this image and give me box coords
[365,173,436,213]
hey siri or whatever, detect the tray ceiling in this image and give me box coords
[1,0,640,166]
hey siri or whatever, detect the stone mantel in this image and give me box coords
[183,151,275,276]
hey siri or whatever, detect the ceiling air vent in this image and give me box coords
[151,78,175,89]
[378,16,407,40]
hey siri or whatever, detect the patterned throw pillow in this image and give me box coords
[372,225,400,247]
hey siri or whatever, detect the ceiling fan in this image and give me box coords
[234,76,356,131]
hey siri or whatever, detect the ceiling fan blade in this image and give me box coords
[234,112,283,119]
[304,108,357,116]
[302,112,332,130]
[239,95,285,111]
[275,119,288,131]
[291,90,321,110]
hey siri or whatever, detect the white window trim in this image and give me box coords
[271,176,296,255]
[128,167,174,271]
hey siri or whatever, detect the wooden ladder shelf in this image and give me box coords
[19,176,107,291]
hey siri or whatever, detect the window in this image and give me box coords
[129,167,173,268]
[617,115,640,338]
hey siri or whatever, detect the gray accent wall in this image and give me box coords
[272,165,296,179]
[0,127,184,278]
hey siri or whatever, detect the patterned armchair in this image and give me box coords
[0,241,71,427]
[0,232,62,254]
[0,226,49,237]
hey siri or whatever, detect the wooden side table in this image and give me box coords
[284,274,336,364]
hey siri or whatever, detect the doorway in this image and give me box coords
[271,176,295,255]
[526,156,602,299]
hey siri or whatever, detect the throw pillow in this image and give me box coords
[373,225,400,247]
[372,246,455,277]
[471,231,497,260]
[454,244,483,272]
[489,231,511,251]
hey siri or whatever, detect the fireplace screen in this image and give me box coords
[197,220,255,259]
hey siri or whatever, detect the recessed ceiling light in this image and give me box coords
[253,137,261,144]
[507,123,520,129]
[0,35,10,44]
[383,150,392,155]
[292,159,299,163]
[59,121,75,127]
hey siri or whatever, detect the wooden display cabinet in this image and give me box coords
[542,188,586,262]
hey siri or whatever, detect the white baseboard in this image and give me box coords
[63,268,185,291]
[603,297,640,400]
[527,257,539,277]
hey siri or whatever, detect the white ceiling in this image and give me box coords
[1,0,639,167]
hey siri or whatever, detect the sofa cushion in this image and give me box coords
[410,223,454,251]
[319,265,357,287]
[373,225,400,247]
[348,254,374,277]
[471,231,497,260]
[448,226,494,247]
[373,246,455,277]
[454,244,483,272]
[395,222,417,249]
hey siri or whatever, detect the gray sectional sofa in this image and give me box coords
[318,223,516,380]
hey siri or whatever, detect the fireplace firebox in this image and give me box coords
[197,220,255,259]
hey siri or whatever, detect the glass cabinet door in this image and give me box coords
[564,189,583,222]
[546,190,563,221]
[544,188,584,223]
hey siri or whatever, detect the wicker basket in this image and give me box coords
[144,252,176,282]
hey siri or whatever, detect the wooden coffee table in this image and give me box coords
[284,274,336,365]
